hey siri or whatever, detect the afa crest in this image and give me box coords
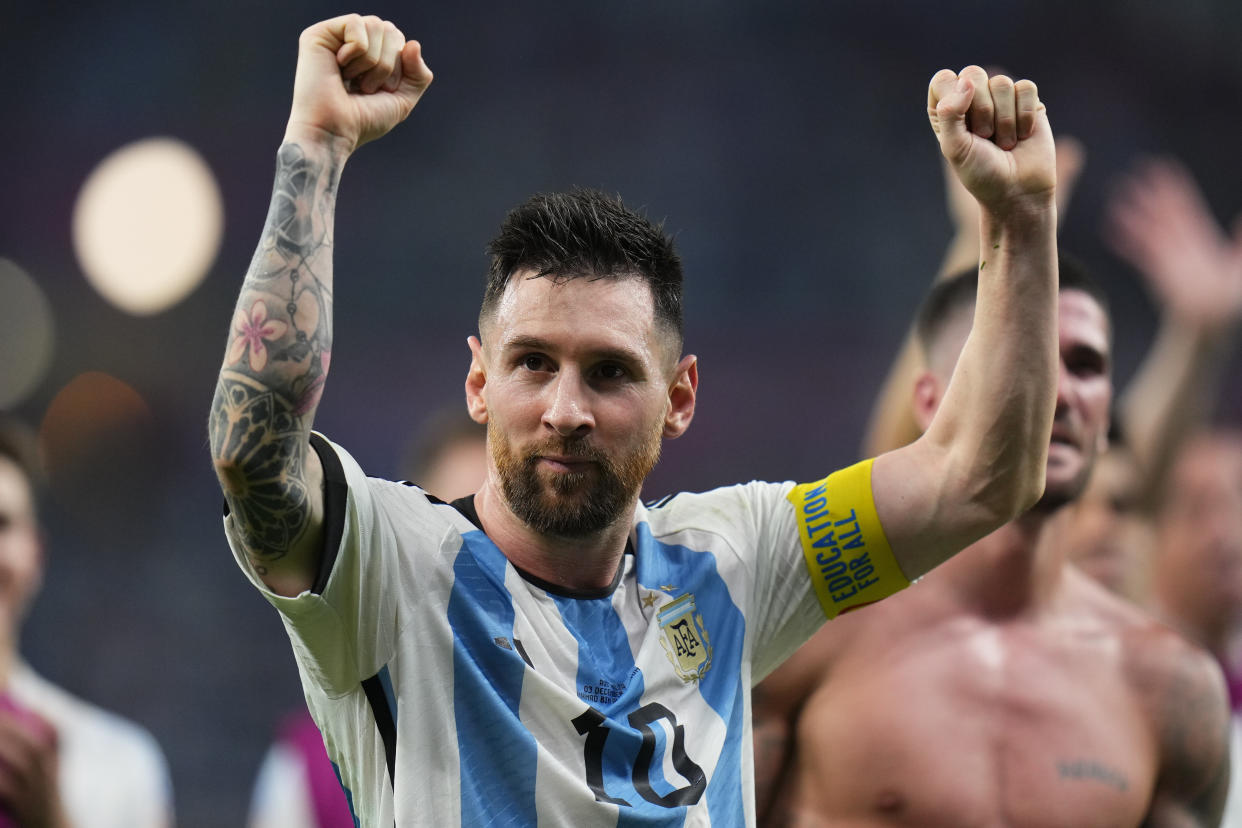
[658,594,712,682]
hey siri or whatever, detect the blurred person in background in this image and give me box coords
[1149,430,1242,825]
[753,257,1231,826]
[248,409,484,828]
[1063,158,1242,605]
[0,415,172,827]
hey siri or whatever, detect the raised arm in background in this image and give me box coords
[866,65,1059,579]
[860,126,1082,459]
[1106,158,1242,505]
[208,14,433,597]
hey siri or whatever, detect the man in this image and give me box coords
[752,261,1232,826]
[211,15,1062,825]
[0,416,173,827]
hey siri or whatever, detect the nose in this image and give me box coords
[1053,361,1074,420]
[541,369,595,437]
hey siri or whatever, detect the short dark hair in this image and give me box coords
[915,252,1111,356]
[481,189,684,348]
[399,408,485,483]
[0,414,45,518]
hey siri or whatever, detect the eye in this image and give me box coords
[521,354,550,372]
[1065,347,1106,377]
[594,362,627,382]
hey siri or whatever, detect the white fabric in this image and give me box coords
[10,663,173,828]
[227,437,881,827]
[248,741,317,828]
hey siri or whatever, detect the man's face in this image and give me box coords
[470,271,692,537]
[1156,434,1242,628]
[0,457,42,629]
[925,288,1112,512]
[1037,289,1113,511]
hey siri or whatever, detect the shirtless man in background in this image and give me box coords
[752,234,1231,824]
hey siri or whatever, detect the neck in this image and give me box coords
[472,483,634,591]
[934,509,1064,617]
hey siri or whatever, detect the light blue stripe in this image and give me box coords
[448,530,538,826]
[329,761,362,828]
[549,591,651,823]
[634,523,747,825]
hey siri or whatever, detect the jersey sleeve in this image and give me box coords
[224,433,453,697]
[747,459,909,681]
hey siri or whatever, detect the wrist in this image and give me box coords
[281,122,355,167]
[979,190,1057,225]
[980,196,1057,247]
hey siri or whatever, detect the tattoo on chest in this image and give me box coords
[1057,759,1129,792]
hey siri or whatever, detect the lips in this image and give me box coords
[1049,426,1077,448]
[537,455,595,473]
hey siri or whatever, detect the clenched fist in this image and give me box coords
[285,14,433,154]
[927,65,1055,216]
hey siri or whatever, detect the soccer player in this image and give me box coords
[0,416,173,827]
[211,15,1063,825]
[752,266,1231,823]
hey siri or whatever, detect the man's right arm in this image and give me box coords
[208,15,432,597]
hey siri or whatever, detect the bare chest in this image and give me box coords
[789,622,1157,827]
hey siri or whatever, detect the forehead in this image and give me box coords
[1058,289,1110,355]
[485,270,662,357]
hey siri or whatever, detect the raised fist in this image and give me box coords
[928,65,1055,215]
[285,14,433,154]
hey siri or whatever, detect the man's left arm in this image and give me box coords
[1145,643,1232,827]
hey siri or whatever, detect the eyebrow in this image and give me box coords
[500,334,646,367]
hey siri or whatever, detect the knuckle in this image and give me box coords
[988,75,1015,92]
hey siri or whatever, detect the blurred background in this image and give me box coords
[4,0,1242,824]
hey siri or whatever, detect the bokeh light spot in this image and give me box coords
[72,137,223,315]
[39,373,159,530]
[0,259,55,408]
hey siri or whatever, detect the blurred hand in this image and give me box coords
[0,706,64,828]
[1107,158,1242,332]
[928,65,1055,215]
[284,13,434,154]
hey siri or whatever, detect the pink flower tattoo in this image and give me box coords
[228,300,289,372]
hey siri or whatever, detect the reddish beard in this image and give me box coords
[489,422,661,537]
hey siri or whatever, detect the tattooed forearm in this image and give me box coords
[210,142,341,561]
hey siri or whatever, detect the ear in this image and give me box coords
[912,370,943,434]
[663,355,698,439]
[465,336,489,425]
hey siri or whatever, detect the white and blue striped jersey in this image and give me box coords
[227,434,899,827]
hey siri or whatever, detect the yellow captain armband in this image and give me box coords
[786,458,910,619]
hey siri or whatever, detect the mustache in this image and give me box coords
[526,437,606,463]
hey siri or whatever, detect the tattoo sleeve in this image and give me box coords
[209,142,340,563]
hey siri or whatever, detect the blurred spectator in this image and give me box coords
[248,409,485,828]
[1148,430,1242,825]
[1059,158,1242,589]
[0,415,173,827]
[397,407,487,498]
